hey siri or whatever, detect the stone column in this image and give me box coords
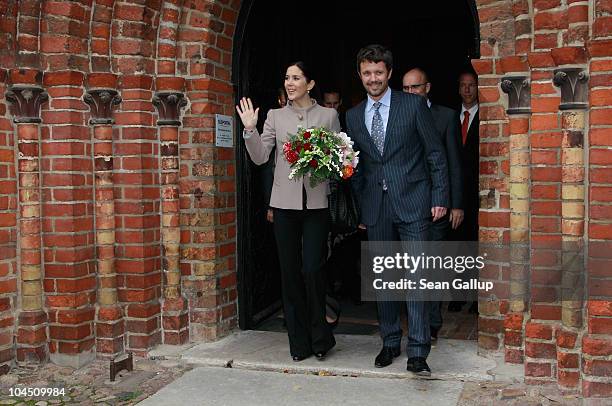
[84,73,124,358]
[501,76,531,365]
[6,69,48,366]
[153,77,189,345]
[554,68,589,391]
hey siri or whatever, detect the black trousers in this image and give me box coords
[273,207,336,357]
[428,214,450,331]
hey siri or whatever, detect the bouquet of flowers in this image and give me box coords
[282,127,359,187]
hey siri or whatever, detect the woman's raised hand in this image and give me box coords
[235,97,259,130]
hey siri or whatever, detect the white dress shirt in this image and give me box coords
[460,103,479,131]
[365,87,391,134]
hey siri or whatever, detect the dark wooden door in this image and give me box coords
[234,0,283,329]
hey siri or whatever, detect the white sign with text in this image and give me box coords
[215,114,234,148]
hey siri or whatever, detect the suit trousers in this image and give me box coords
[428,214,450,332]
[273,207,336,357]
[367,191,431,359]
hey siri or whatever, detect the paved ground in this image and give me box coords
[139,366,464,406]
[0,357,192,405]
[0,330,608,405]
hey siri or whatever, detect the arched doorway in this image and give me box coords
[233,0,481,330]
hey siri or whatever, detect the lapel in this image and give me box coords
[429,103,439,121]
[382,89,401,156]
[467,113,479,149]
[356,100,382,159]
[429,103,441,133]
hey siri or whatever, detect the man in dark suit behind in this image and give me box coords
[448,69,480,313]
[402,68,464,340]
[346,45,449,376]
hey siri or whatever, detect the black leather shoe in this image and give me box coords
[292,354,310,362]
[374,346,400,368]
[314,351,328,361]
[407,357,431,377]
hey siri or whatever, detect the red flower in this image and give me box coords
[309,159,318,168]
[304,143,312,151]
[286,151,299,164]
[303,131,311,139]
[283,142,292,154]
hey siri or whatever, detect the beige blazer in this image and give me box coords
[243,100,341,209]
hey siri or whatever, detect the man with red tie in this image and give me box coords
[448,69,480,313]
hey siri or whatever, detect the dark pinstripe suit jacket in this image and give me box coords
[347,90,449,226]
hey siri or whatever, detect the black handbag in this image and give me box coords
[328,179,360,234]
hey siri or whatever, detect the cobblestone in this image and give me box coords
[0,357,192,406]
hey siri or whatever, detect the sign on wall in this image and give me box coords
[215,114,234,148]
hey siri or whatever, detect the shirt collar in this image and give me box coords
[366,87,392,111]
[427,99,432,108]
[461,103,479,116]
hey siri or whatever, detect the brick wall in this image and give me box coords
[0,0,239,369]
[475,0,612,397]
[0,0,608,398]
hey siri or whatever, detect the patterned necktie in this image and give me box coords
[371,101,385,154]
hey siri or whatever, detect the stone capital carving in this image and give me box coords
[5,85,48,123]
[153,92,187,126]
[501,76,530,115]
[84,89,122,125]
[553,68,588,110]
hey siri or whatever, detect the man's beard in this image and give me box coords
[367,82,385,96]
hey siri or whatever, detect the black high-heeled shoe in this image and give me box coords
[314,350,328,361]
[325,295,341,329]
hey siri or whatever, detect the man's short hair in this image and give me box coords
[356,44,393,72]
[406,67,430,83]
[458,68,478,83]
[323,89,341,97]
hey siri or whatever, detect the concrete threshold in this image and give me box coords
[169,330,497,382]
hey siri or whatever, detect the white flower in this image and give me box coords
[337,132,353,147]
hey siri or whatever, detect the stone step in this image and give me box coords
[168,330,498,382]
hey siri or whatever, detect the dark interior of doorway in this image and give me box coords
[235,0,480,338]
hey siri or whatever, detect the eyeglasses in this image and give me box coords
[403,83,428,91]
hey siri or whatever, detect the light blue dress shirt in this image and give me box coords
[364,87,391,135]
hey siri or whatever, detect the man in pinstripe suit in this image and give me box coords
[346,45,449,376]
